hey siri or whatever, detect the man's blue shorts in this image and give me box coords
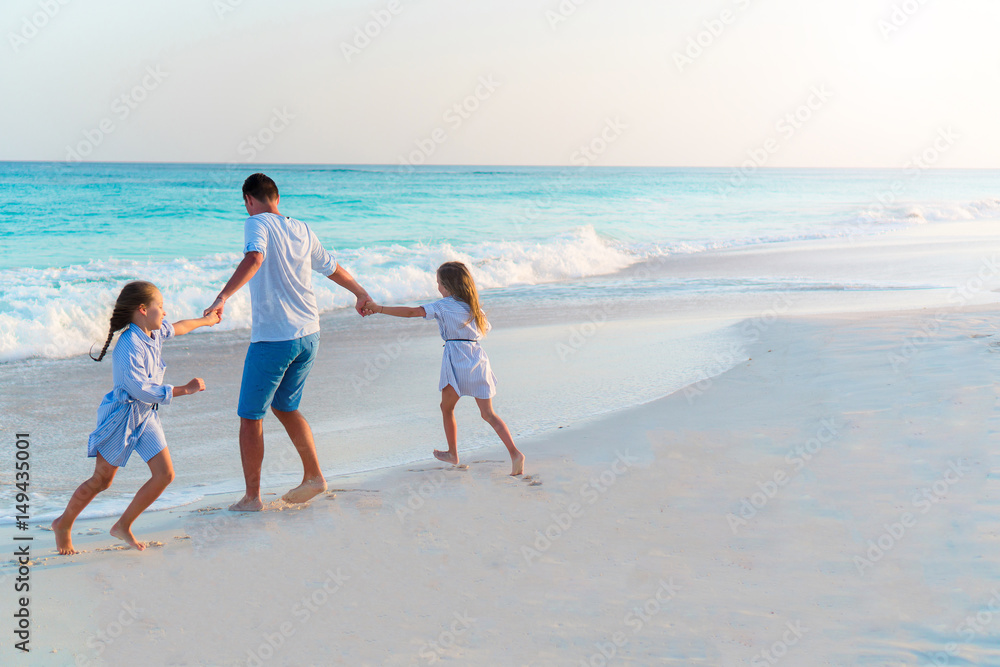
[238,333,320,420]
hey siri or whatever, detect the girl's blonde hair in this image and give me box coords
[437,262,488,335]
[91,281,160,361]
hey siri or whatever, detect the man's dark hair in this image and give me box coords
[242,173,279,203]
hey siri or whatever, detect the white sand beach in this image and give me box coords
[5,219,1000,666]
[9,297,1000,666]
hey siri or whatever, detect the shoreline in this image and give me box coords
[1,303,748,525]
[8,233,1000,527]
[7,214,1000,533]
[8,301,1000,664]
[5,214,1000,367]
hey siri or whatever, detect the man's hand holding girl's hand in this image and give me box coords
[204,295,226,320]
[362,301,381,316]
[355,295,375,316]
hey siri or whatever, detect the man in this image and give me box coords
[205,173,371,511]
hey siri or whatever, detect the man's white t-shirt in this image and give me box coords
[243,212,338,343]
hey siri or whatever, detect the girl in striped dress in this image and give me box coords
[364,262,525,476]
[52,281,219,555]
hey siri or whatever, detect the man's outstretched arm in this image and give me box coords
[204,251,264,319]
[327,264,372,315]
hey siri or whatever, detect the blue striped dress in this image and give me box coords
[87,321,175,467]
[422,296,497,399]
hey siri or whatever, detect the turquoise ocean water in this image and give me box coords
[3,163,999,362]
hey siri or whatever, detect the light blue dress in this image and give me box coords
[87,321,174,467]
[422,297,497,399]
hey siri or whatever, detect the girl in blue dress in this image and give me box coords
[365,262,525,476]
[52,281,219,554]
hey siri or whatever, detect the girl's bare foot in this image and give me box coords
[434,449,459,465]
[110,522,145,551]
[282,477,328,504]
[510,452,525,476]
[52,517,77,555]
[228,494,264,511]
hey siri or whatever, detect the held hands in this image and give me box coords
[361,301,382,316]
[356,295,374,317]
[171,310,221,337]
[204,295,226,321]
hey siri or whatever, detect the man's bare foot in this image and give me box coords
[52,518,77,555]
[282,477,327,504]
[228,495,265,512]
[510,452,525,476]
[434,449,459,465]
[110,523,145,551]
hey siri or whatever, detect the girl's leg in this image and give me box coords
[52,454,118,555]
[110,448,175,551]
[435,385,461,465]
[475,397,525,476]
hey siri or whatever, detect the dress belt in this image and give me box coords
[443,339,478,347]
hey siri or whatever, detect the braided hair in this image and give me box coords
[90,281,160,361]
[436,262,488,336]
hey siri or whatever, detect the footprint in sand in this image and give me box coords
[522,475,543,486]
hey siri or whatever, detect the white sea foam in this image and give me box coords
[853,198,1000,227]
[0,227,642,362]
[4,198,999,363]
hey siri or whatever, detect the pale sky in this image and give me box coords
[2,0,999,167]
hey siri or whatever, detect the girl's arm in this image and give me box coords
[120,349,174,406]
[119,344,205,404]
[122,367,174,405]
[173,312,221,336]
[173,378,206,397]
[364,302,425,318]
